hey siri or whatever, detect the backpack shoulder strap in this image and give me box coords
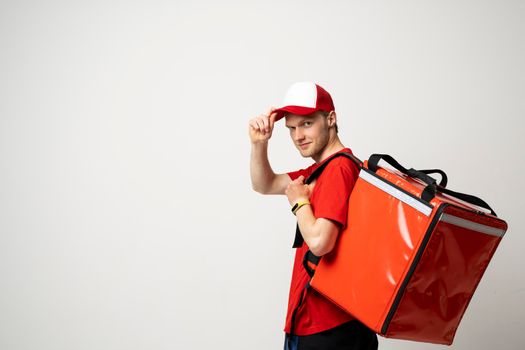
[304,152,362,185]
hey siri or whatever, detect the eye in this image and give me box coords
[303,121,312,127]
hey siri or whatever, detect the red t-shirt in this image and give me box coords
[284,148,360,336]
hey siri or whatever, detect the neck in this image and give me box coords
[313,135,345,163]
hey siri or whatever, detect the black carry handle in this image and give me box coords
[368,154,497,216]
[437,186,497,217]
[418,169,448,188]
[368,154,448,188]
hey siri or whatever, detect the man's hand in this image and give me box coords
[285,175,313,205]
[249,107,277,144]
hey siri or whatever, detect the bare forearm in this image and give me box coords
[295,206,339,256]
[250,142,277,194]
[296,205,320,245]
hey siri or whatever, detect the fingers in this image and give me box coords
[269,111,277,130]
[261,116,269,133]
[285,177,311,206]
[249,115,267,133]
[255,118,266,132]
[286,176,309,194]
[262,107,278,132]
[249,109,275,134]
[248,107,279,144]
[249,118,260,130]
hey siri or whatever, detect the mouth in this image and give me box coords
[298,142,311,150]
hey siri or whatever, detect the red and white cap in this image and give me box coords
[273,82,335,121]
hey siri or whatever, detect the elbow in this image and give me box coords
[251,183,268,194]
[307,220,340,256]
[309,239,336,257]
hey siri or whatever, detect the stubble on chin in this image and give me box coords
[296,146,312,158]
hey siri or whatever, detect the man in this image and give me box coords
[249,82,378,350]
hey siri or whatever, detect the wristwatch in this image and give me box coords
[292,200,311,215]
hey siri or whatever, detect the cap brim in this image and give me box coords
[273,105,320,121]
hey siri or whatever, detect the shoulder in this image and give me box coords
[322,154,360,180]
[288,162,318,181]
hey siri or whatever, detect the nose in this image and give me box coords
[294,127,305,142]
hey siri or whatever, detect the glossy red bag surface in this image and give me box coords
[309,155,507,345]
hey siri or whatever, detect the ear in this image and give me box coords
[327,111,337,128]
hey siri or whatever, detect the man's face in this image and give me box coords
[285,112,331,159]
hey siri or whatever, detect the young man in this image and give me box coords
[249,82,378,350]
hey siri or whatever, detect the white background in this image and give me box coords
[1,1,524,349]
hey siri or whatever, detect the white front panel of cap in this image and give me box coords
[282,82,317,108]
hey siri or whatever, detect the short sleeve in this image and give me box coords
[311,158,359,228]
[288,163,317,181]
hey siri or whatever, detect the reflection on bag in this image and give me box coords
[304,153,508,345]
